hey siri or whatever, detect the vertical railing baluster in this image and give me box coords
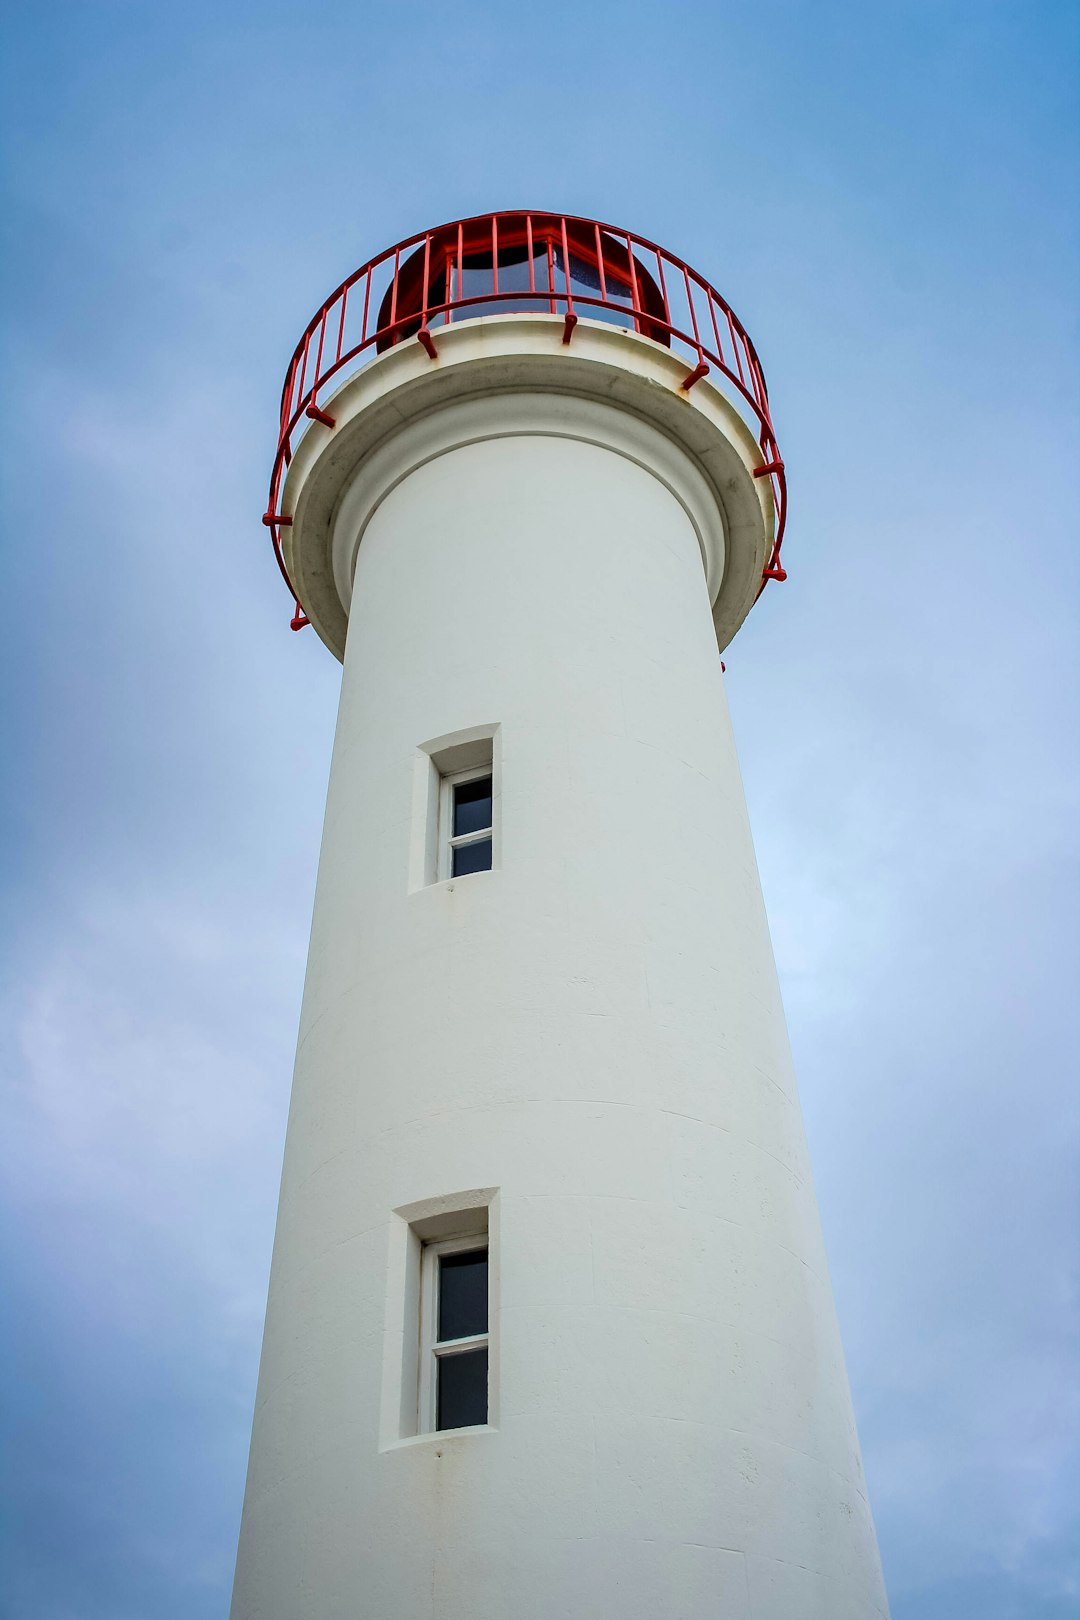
[358,267,370,347]
[625,233,641,332]
[335,287,348,364]
[593,222,608,303]
[559,217,575,313]
[727,311,746,386]
[683,265,704,361]
[312,312,328,398]
[421,233,431,328]
[388,246,401,336]
[654,249,670,338]
[297,329,312,407]
[452,221,464,323]
[558,217,579,341]
[752,351,766,412]
[707,288,725,368]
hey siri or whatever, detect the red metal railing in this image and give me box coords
[264,212,787,631]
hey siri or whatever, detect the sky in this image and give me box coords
[0,1,1077,1615]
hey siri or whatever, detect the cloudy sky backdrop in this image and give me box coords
[2,2,1078,1616]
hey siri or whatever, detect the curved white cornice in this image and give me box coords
[282,314,773,662]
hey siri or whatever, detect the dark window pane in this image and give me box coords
[554,246,636,329]
[453,776,492,837]
[437,1346,488,1430]
[452,838,492,877]
[449,249,551,320]
[444,244,638,328]
[438,1249,488,1341]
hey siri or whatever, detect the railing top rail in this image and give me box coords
[263,211,787,631]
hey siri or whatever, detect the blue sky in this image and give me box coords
[1,2,1077,1615]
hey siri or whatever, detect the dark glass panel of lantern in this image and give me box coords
[449,248,551,319]
[453,776,492,836]
[452,838,492,877]
[438,1248,489,1341]
[554,246,637,330]
[437,1347,488,1430]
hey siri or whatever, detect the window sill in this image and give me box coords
[417,869,498,895]
[380,1424,498,1455]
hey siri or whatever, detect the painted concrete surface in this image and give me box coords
[232,326,889,1618]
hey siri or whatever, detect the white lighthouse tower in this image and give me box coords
[232,212,889,1620]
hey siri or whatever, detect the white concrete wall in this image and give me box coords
[232,405,889,1617]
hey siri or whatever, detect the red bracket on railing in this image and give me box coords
[263,512,293,527]
[762,541,787,582]
[305,403,336,429]
[562,311,578,345]
[680,360,710,391]
[417,327,438,360]
[753,459,784,478]
[290,603,310,631]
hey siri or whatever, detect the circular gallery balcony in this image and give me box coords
[263,211,787,631]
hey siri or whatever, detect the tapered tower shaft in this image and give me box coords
[234,216,888,1620]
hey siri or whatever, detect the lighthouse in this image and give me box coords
[232,212,889,1619]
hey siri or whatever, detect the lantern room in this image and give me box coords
[262,212,788,647]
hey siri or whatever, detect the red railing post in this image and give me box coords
[312,312,328,400]
[452,221,464,324]
[593,223,608,304]
[360,267,372,347]
[706,291,725,368]
[727,310,746,386]
[335,288,348,365]
[388,245,401,335]
[654,248,670,334]
[559,217,576,342]
[297,329,311,407]
[625,232,642,331]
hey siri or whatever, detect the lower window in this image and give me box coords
[421,1237,489,1431]
[444,768,493,878]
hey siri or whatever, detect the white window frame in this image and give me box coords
[439,765,494,881]
[418,1234,490,1433]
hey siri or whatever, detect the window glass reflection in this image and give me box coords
[437,1347,488,1430]
[452,838,493,877]
[453,776,493,837]
[438,1250,488,1342]
[558,247,635,326]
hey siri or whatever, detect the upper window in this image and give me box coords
[420,1237,489,1431]
[411,727,498,891]
[444,769,493,878]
